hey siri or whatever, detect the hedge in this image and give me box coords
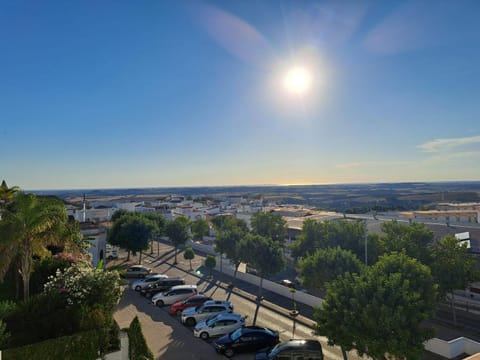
[2,329,100,360]
[127,316,153,360]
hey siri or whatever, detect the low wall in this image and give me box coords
[188,241,322,308]
[425,337,480,359]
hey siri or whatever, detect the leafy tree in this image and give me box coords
[191,218,209,241]
[204,254,216,276]
[214,218,249,282]
[0,180,19,210]
[430,235,480,326]
[0,192,67,300]
[379,221,434,265]
[143,212,167,254]
[299,247,364,291]
[107,212,157,263]
[183,247,195,271]
[251,212,287,244]
[165,216,190,264]
[315,252,437,360]
[246,234,286,298]
[290,219,371,262]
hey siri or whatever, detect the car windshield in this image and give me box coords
[230,328,242,341]
[206,315,219,326]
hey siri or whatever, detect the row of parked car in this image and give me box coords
[125,265,323,359]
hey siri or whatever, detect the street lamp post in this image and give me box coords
[289,288,299,339]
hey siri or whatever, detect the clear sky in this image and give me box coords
[1,0,480,190]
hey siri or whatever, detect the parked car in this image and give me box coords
[193,313,246,340]
[151,285,197,307]
[140,278,185,298]
[121,265,152,278]
[169,294,212,316]
[213,326,279,358]
[181,300,233,327]
[131,274,168,291]
[255,339,323,360]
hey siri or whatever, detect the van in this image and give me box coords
[106,244,119,259]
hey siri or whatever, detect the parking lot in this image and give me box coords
[112,242,348,360]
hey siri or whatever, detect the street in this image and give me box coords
[113,242,359,360]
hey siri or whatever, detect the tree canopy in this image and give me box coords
[0,192,68,300]
[315,252,437,360]
[299,247,364,291]
[165,216,191,264]
[191,218,209,241]
[251,212,287,244]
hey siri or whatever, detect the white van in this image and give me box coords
[106,244,119,259]
[151,285,197,307]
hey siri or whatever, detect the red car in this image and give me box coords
[169,294,212,316]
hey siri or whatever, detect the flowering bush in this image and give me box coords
[44,263,123,313]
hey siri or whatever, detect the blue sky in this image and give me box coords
[1,0,479,190]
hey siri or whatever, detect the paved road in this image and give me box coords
[112,243,356,360]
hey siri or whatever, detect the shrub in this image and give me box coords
[127,316,153,360]
[29,256,72,296]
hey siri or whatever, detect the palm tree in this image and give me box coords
[0,192,67,300]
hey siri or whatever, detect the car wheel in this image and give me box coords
[200,332,209,340]
[175,310,182,316]
[224,348,234,358]
[185,317,196,327]
[156,300,164,307]
[135,285,141,291]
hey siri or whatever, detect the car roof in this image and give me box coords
[211,313,243,320]
[275,340,322,352]
[240,326,276,335]
[129,265,149,269]
[169,284,197,290]
[203,300,231,306]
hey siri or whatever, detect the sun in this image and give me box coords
[283,66,312,95]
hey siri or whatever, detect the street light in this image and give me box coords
[289,288,299,339]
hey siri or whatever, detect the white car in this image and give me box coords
[193,313,245,340]
[151,285,197,307]
[181,300,233,327]
[131,274,168,291]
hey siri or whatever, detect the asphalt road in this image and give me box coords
[112,243,353,360]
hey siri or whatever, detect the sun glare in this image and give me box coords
[283,66,312,95]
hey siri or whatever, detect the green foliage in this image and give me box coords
[245,234,286,278]
[251,212,287,244]
[143,212,167,237]
[0,319,10,347]
[107,212,158,255]
[316,252,437,360]
[214,220,249,266]
[183,247,195,270]
[29,256,73,296]
[2,329,102,360]
[430,236,480,298]
[379,221,434,266]
[191,218,209,241]
[128,316,154,360]
[0,192,68,300]
[165,216,191,263]
[204,255,217,275]
[299,247,364,290]
[290,220,370,262]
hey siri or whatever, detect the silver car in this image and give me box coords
[131,274,168,291]
[181,300,233,327]
[194,313,246,340]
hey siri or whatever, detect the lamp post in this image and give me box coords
[289,288,299,339]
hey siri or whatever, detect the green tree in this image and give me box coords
[165,216,191,264]
[191,218,209,241]
[299,247,364,291]
[315,252,437,360]
[0,180,19,210]
[251,212,287,244]
[430,235,480,326]
[0,192,67,300]
[214,218,249,282]
[183,247,195,271]
[379,221,434,265]
[107,212,157,263]
[144,212,167,254]
[204,254,216,277]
